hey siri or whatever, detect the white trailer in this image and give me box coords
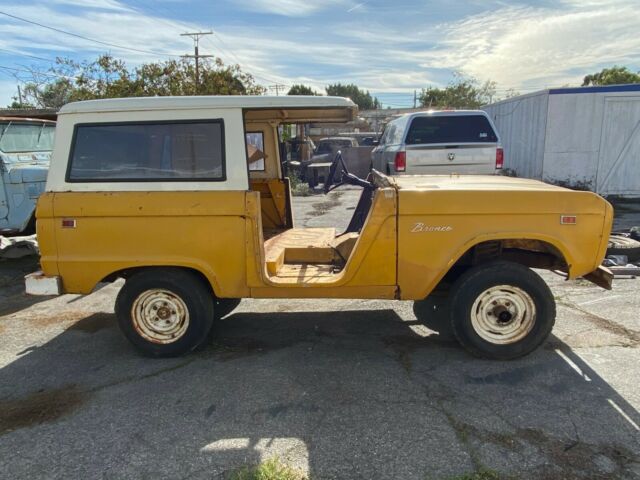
[483,84,640,197]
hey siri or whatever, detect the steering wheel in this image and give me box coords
[324,151,373,194]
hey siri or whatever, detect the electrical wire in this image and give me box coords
[0,10,182,58]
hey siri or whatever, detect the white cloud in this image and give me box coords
[419,2,640,90]
[1,0,639,106]
[232,0,349,17]
[48,0,133,11]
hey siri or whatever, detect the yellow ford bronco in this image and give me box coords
[26,96,613,359]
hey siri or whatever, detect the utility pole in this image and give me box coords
[413,89,417,108]
[181,31,213,94]
[17,84,23,105]
[269,84,287,96]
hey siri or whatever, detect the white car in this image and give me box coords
[371,110,503,175]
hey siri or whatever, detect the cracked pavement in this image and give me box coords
[0,188,638,479]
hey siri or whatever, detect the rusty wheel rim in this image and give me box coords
[131,289,189,344]
[470,285,536,345]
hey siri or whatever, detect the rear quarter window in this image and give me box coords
[67,120,225,182]
[405,115,497,145]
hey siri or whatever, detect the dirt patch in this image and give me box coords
[0,385,89,435]
[382,334,456,373]
[308,191,343,217]
[27,310,90,328]
[444,412,638,479]
[208,337,270,360]
[69,313,115,333]
[558,301,640,346]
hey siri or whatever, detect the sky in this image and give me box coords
[0,0,639,108]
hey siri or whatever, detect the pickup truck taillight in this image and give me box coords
[496,147,504,169]
[394,151,406,172]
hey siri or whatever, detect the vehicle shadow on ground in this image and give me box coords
[0,256,51,317]
[0,308,638,479]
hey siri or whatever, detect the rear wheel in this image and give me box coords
[115,268,214,357]
[449,261,555,360]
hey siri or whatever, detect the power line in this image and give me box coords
[0,64,73,79]
[181,31,213,94]
[0,48,55,63]
[203,35,286,86]
[0,10,181,58]
[268,84,288,96]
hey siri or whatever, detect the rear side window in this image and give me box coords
[405,115,497,145]
[67,120,225,182]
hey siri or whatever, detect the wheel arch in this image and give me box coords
[422,234,573,299]
[101,265,219,297]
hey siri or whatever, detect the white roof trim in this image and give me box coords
[59,95,357,115]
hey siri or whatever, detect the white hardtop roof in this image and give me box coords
[58,95,357,115]
[398,109,489,119]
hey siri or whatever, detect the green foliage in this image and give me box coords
[229,458,305,480]
[287,84,319,95]
[419,74,496,109]
[445,468,502,480]
[582,66,640,86]
[325,83,380,110]
[12,54,266,109]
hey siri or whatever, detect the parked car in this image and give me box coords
[306,137,360,187]
[371,110,503,175]
[315,136,358,156]
[337,132,380,146]
[28,96,612,361]
[0,117,55,235]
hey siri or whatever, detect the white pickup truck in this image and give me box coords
[371,110,503,175]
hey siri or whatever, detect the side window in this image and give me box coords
[67,120,225,182]
[391,116,409,144]
[246,132,265,171]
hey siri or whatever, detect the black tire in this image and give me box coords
[449,261,556,360]
[115,268,214,357]
[607,234,640,262]
[215,298,241,319]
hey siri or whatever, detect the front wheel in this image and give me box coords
[449,261,556,360]
[115,268,214,357]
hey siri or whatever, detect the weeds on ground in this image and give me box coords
[444,468,504,480]
[229,458,306,480]
[288,173,311,197]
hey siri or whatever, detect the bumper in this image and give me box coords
[25,271,62,295]
[582,266,613,290]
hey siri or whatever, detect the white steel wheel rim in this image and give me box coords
[470,285,536,345]
[131,289,190,344]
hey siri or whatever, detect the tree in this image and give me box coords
[582,66,640,86]
[10,54,266,109]
[325,83,380,110]
[419,74,496,109]
[287,84,319,95]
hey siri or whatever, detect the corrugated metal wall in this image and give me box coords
[484,85,640,196]
[483,91,548,179]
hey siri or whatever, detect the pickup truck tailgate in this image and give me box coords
[406,143,497,174]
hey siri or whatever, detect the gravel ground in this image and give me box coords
[0,188,638,479]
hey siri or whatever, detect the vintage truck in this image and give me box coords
[26,96,613,360]
[0,117,55,234]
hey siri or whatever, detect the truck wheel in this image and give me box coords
[115,269,214,357]
[449,261,555,360]
[215,298,241,319]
